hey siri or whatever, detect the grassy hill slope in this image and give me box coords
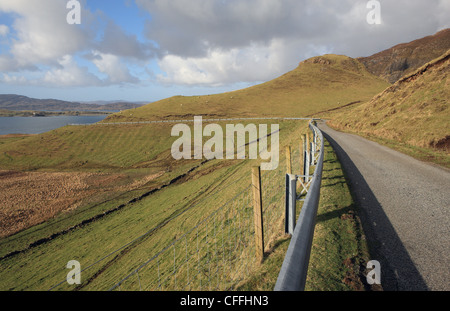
[103,54,389,122]
[328,50,450,167]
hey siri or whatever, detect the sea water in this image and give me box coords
[0,115,108,135]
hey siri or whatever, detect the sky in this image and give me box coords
[0,0,449,103]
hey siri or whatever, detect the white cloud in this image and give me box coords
[43,55,102,87]
[137,0,327,57]
[157,39,331,85]
[91,51,139,84]
[0,0,92,69]
[1,53,136,87]
[0,0,147,87]
[138,0,450,86]
[2,74,26,84]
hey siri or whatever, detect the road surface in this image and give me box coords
[317,121,450,291]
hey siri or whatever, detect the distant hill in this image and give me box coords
[358,28,450,83]
[104,54,389,122]
[329,49,450,154]
[0,94,146,112]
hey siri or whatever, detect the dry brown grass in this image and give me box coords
[0,170,163,238]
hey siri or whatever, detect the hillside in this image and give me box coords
[328,49,450,165]
[0,94,144,112]
[358,28,450,83]
[103,54,389,122]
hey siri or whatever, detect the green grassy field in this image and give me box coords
[0,123,181,171]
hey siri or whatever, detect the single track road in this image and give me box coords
[317,121,450,291]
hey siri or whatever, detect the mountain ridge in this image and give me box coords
[358,28,450,83]
[103,54,389,122]
[0,94,145,112]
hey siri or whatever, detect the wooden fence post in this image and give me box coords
[287,174,297,235]
[286,146,292,175]
[252,166,264,263]
[302,134,309,181]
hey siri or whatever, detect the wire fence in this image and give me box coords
[108,163,286,291]
[110,183,252,291]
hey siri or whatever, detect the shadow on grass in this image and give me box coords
[263,235,291,260]
[316,204,354,224]
[235,235,291,291]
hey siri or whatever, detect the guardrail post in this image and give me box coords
[285,174,290,234]
[309,132,314,166]
[284,174,297,235]
[313,128,317,151]
[252,166,264,263]
[304,135,310,182]
[301,134,305,178]
[288,175,297,235]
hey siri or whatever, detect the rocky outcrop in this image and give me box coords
[358,28,450,83]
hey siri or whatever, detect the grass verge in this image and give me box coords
[325,123,450,169]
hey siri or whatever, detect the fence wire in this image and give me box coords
[110,182,256,291]
[108,164,288,291]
